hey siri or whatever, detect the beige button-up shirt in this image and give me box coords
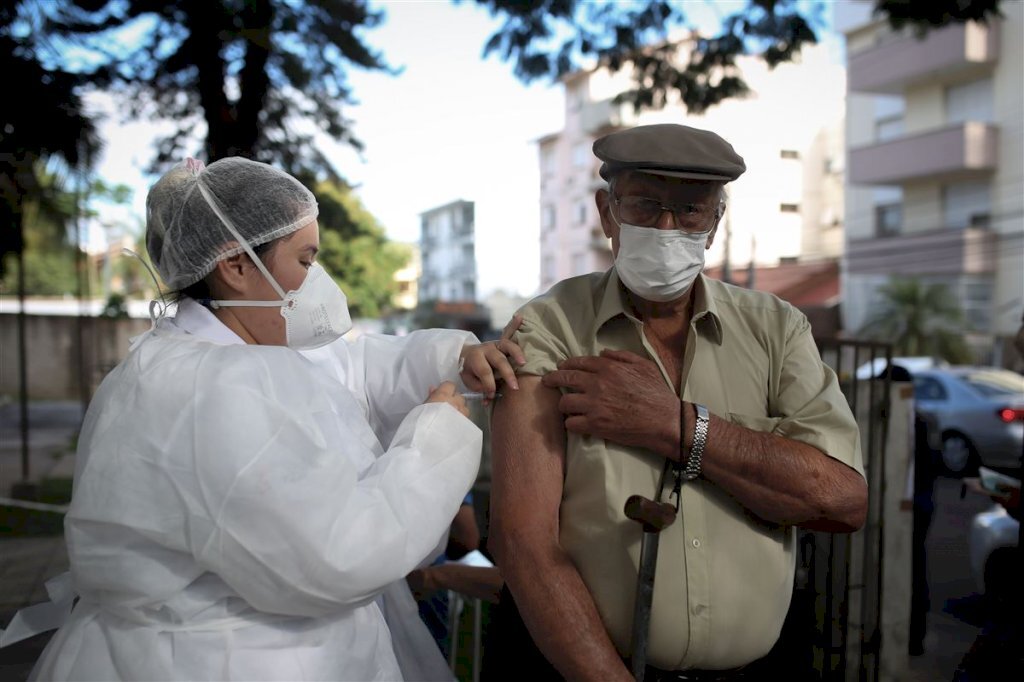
[514,269,863,671]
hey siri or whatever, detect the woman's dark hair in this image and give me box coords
[175,239,278,304]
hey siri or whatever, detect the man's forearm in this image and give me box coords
[498,540,632,682]
[696,409,867,532]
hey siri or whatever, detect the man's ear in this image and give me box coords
[596,189,613,239]
[705,205,725,250]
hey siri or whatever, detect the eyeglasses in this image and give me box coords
[611,194,721,234]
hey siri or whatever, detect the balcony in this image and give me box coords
[580,98,635,136]
[848,21,999,94]
[846,226,996,276]
[848,122,997,185]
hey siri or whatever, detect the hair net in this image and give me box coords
[146,157,319,290]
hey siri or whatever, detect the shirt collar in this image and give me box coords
[170,297,248,346]
[593,269,723,345]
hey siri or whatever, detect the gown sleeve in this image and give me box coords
[189,346,482,618]
[349,329,478,445]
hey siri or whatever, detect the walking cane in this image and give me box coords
[624,494,678,682]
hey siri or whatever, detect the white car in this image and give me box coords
[912,367,1024,473]
[969,504,1019,597]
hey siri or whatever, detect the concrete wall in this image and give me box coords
[0,314,150,401]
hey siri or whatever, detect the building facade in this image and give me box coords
[536,43,847,293]
[418,200,477,303]
[837,0,1024,363]
[391,243,420,312]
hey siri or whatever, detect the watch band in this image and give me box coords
[683,403,710,481]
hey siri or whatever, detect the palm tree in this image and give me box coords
[858,277,972,363]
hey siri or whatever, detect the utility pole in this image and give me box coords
[747,235,757,290]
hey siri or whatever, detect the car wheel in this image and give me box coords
[941,433,977,475]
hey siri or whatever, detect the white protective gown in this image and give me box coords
[28,298,482,681]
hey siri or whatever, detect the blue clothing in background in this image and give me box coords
[418,493,474,657]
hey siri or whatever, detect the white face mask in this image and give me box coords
[614,223,709,302]
[210,262,353,350]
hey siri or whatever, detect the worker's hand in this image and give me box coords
[459,314,526,403]
[542,349,681,460]
[425,382,469,418]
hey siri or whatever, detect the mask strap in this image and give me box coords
[207,299,284,309]
[122,248,168,327]
[193,178,288,300]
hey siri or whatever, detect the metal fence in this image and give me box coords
[770,339,894,681]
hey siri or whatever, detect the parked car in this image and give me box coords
[912,367,1024,474]
[969,505,1019,598]
[854,356,948,380]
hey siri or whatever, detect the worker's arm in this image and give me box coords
[490,376,632,682]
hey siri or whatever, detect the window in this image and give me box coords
[779,203,800,213]
[946,78,994,124]
[542,255,556,285]
[541,147,556,177]
[873,186,903,236]
[780,149,799,160]
[913,377,948,401]
[576,200,588,225]
[962,277,993,331]
[572,142,589,168]
[874,95,905,142]
[542,204,556,231]
[874,204,902,236]
[943,182,991,229]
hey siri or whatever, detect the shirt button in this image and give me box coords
[692,538,701,548]
[692,604,706,615]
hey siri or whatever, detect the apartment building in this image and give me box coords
[391,243,420,311]
[418,199,477,303]
[536,43,847,293]
[837,1,1024,363]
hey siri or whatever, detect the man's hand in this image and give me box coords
[541,349,681,460]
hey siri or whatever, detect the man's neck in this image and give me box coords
[628,285,696,325]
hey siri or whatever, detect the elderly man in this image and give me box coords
[487,124,867,681]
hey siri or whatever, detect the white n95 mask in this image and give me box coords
[210,262,353,350]
[614,224,708,302]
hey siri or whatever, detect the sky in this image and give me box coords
[85,0,842,300]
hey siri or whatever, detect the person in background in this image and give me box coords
[414,494,482,658]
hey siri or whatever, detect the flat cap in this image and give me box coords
[594,123,746,182]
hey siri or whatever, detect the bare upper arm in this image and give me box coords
[490,374,566,561]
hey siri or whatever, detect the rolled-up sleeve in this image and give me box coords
[771,312,865,478]
[513,310,572,378]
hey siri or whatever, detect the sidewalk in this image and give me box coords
[0,401,79,681]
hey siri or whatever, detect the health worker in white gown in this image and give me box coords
[13,157,523,681]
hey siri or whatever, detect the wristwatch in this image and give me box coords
[683,403,710,481]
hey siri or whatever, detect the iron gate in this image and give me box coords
[765,338,894,681]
